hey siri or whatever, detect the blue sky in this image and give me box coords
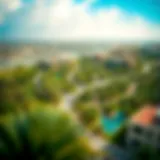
[0,0,160,41]
[76,0,160,23]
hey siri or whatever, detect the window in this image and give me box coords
[157,134,160,144]
[146,130,154,140]
[153,116,160,125]
[133,125,143,135]
[157,143,160,152]
[130,139,141,148]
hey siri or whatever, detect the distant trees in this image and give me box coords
[96,81,128,103]
[74,57,108,84]
[118,97,140,117]
[78,90,95,102]
[102,104,114,116]
[34,76,62,104]
[73,102,103,136]
[140,45,160,61]
[136,64,160,104]
[0,62,78,114]
[104,59,130,74]
[74,102,100,126]
[0,67,36,114]
[80,106,100,126]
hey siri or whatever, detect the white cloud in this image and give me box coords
[2,0,160,41]
[0,0,22,23]
[28,0,160,41]
[0,13,4,23]
[0,0,21,11]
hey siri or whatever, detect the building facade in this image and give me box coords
[126,105,160,151]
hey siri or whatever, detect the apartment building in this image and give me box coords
[126,105,160,151]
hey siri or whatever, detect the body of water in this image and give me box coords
[101,112,126,135]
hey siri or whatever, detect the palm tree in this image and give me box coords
[0,109,93,160]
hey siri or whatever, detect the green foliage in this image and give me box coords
[79,90,95,102]
[75,57,108,84]
[96,81,128,103]
[35,75,62,103]
[13,66,37,84]
[104,59,131,74]
[136,64,160,104]
[0,65,77,115]
[0,109,93,160]
[0,67,36,114]
[110,125,127,147]
[74,102,100,126]
[102,104,114,116]
[132,146,160,160]
[80,107,99,125]
[117,97,140,116]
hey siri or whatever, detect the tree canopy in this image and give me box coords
[0,109,93,160]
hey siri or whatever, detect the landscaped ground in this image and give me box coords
[1,48,159,159]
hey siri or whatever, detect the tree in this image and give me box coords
[0,69,33,114]
[80,106,99,125]
[136,64,160,104]
[102,104,113,116]
[133,146,160,160]
[35,75,62,104]
[0,109,94,160]
[118,97,139,117]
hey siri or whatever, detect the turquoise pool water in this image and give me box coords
[101,112,126,135]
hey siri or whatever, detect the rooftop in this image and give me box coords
[131,105,157,126]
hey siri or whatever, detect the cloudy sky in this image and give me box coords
[0,0,160,41]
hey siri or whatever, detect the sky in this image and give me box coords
[0,0,160,42]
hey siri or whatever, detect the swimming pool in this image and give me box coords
[101,112,126,135]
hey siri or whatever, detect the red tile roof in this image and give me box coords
[131,105,157,126]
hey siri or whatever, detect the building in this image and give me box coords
[37,61,52,71]
[104,144,130,160]
[126,105,160,151]
[105,58,129,70]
